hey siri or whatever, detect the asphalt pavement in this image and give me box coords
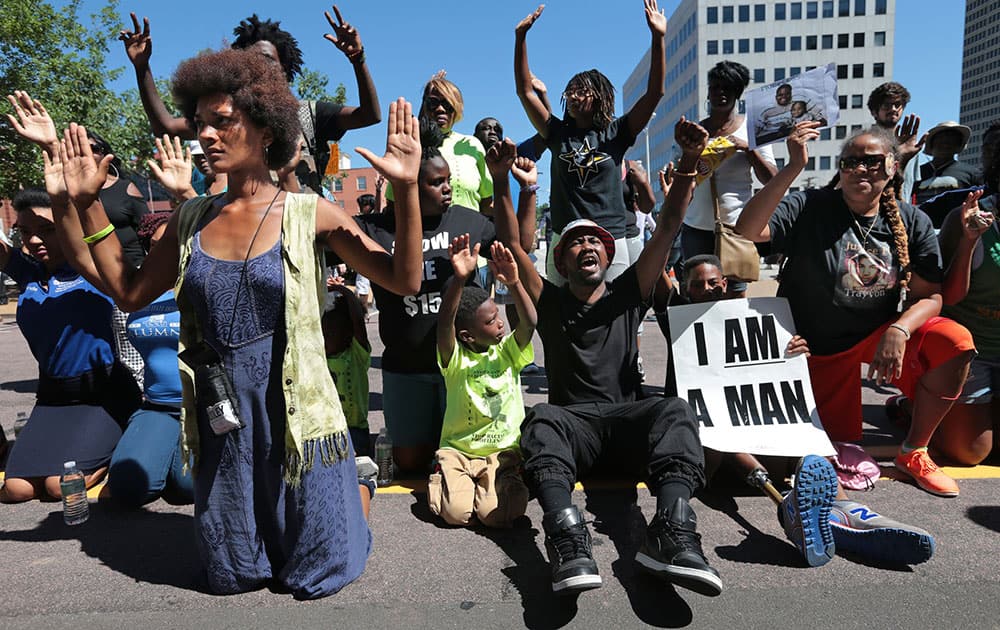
[1,269,999,629]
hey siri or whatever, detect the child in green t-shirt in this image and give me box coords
[430,235,536,528]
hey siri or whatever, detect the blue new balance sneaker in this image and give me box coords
[829,500,935,565]
[778,455,838,567]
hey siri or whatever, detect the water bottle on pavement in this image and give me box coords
[13,411,28,437]
[60,461,89,525]
[374,427,393,487]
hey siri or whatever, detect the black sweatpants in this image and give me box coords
[520,396,706,499]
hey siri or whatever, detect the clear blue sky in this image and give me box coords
[81,0,963,199]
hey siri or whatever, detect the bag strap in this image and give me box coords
[709,174,722,223]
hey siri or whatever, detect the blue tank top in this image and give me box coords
[126,290,182,405]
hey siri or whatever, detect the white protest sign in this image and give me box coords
[668,297,835,457]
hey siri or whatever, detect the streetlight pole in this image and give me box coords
[644,111,657,171]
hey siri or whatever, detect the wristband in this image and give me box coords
[82,224,115,245]
[520,184,540,194]
[671,169,698,178]
[347,48,366,65]
[889,323,911,340]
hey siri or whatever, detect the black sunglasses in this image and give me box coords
[838,155,887,172]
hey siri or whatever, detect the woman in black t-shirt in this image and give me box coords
[736,123,976,499]
[514,1,666,283]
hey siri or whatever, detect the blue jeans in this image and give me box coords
[108,406,193,506]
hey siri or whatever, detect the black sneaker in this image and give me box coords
[542,506,602,594]
[636,497,723,596]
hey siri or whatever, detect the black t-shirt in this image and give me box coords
[355,206,496,373]
[768,188,942,355]
[914,159,982,227]
[622,174,641,239]
[546,114,636,239]
[536,265,647,405]
[100,178,149,269]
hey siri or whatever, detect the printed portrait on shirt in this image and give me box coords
[835,230,897,305]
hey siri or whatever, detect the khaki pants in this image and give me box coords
[428,448,528,528]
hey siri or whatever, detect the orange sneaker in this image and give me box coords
[894,450,959,498]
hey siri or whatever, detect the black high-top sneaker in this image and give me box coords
[541,505,602,593]
[636,497,723,596]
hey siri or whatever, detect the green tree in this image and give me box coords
[295,68,347,105]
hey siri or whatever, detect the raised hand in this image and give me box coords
[511,156,538,188]
[448,233,480,280]
[490,241,519,286]
[485,138,517,179]
[896,114,924,163]
[59,123,112,208]
[356,98,420,185]
[530,73,548,98]
[324,5,364,61]
[658,162,674,196]
[41,150,68,207]
[785,120,822,169]
[147,135,194,200]
[644,0,667,36]
[626,159,649,185]
[118,13,152,67]
[6,91,58,153]
[515,5,544,36]
[959,189,993,241]
[674,117,710,157]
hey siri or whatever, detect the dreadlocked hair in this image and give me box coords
[232,14,303,82]
[843,126,910,292]
[562,69,616,130]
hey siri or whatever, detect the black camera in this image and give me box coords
[179,342,244,436]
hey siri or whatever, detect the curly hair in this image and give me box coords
[231,14,303,82]
[418,75,465,128]
[867,82,910,117]
[455,285,491,333]
[137,211,172,253]
[707,61,751,99]
[171,48,301,170]
[841,127,910,296]
[562,69,616,130]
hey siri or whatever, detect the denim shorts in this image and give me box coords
[957,355,1000,404]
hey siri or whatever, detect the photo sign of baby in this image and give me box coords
[668,297,835,457]
[745,63,840,150]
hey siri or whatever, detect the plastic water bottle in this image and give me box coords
[60,461,89,525]
[374,427,393,487]
[13,411,28,437]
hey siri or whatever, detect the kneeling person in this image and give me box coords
[430,236,534,528]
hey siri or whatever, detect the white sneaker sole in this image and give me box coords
[552,574,603,593]
[635,553,723,597]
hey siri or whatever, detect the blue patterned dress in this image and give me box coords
[183,231,370,599]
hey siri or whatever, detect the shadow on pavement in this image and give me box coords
[0,505,205,591]
[585,487,694,628]
[1,378,38,393]
[698,489,804,568]
[967,505,1000,533]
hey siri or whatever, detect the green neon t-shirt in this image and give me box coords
[326,338,370,430]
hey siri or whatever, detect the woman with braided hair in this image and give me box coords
[736,122,976,498]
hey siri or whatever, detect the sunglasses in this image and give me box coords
[424,96,454,113]
[563,87,594,100]
[838,154,887,172]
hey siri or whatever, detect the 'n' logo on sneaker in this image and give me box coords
[849,507,879,521]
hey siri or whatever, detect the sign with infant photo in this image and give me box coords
[668,297,836,457]
[745,63,840,150]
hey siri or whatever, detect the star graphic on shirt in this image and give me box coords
[558,138,611,186]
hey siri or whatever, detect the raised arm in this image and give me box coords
[941,190,991,306]
[735,120,821,242]
[625,0,667,136]
[511,156,540,252]
[147,135,198,202]
[321,97,423,296]
[635,117,708,296]
[322,5,381,131]
[514,5,550,137]
[119,13,195,139]
[486,139,544,304]
[895,114,925,171]
[490,241,537,350]
[437,234,479,368]
[62,124,179,311]
[626,160,657,213]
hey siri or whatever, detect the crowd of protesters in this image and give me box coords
[1,0,996,604]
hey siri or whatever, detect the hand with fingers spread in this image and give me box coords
[785,120,822,169]
[658,162,674,196]
[356,98,420,185]
[324,5,365,62]
[60,123,112,209]
[42,151,69,208]
[489,241,520,287]
[959,189,993,240]
[869,327,907,386]
[644,0,667,36]
[485,138,518,179]
[515,5,544,36]
[448,234,480,281]
[119,13,152,68]
[147,135,196,201]
[675,117,710,158]
[895,114,924,163]
[510,156,538,188]
[6,91,59,154]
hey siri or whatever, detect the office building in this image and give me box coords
[960,0,1000,169]
[623,0,896,194]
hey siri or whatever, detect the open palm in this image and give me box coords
[7,91,58,150]
[60,124,111,206]
[645,0,667,36]
[356,98,419,184]
[449,234,480,279]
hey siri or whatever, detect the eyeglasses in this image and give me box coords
[838,154,887,172]
[878,101,904,111]
[562,87,594,100]
[424,96,454,113]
